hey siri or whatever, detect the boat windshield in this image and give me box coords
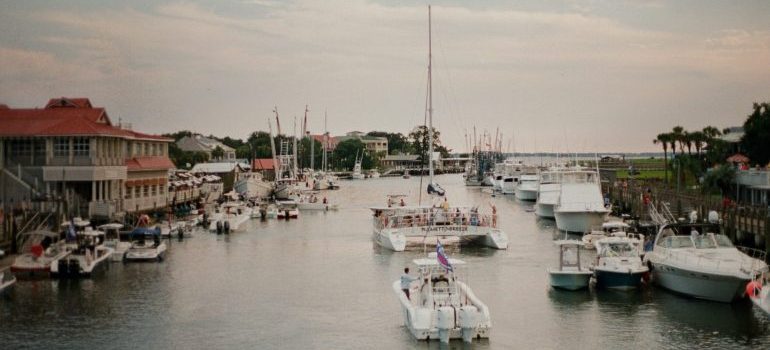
[602,243,637,257]
[693,235,717,249]
[658,236,695,249]
[713,234,734,248]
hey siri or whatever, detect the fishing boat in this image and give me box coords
[548,240,593,290]
[351,150,365,179]
[515,172,539,201]
[0,268,16,295]
[554,169,610,233]
[124,227,167,262]
[100,223,131,262]
[296,192,338,211]
[11,230,71,278]
[535,168,563,218]
[393,245,491,343]
[50,228,114,278]
[592,236,648,290]
[234,171,273,199]
[644,222,768,302]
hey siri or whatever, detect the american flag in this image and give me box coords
[437,242,453,272]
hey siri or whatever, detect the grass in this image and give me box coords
[616,169,666,180]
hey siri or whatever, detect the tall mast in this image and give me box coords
[306,105,314,171]
[268,110,278,178]
[323,109,328,172]
[293,116,298,177]
[427,5,434,184]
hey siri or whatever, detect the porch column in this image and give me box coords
[92,181,96,202]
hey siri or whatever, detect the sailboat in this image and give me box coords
[313,110,340,190]
[424,17,445,197]
[270,107,301,200]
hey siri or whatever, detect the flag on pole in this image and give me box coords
[436,242,453,272]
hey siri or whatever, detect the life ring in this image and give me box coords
[746,280,762,298]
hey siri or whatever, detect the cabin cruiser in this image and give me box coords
[124,227,167,262]
[581,222,644,255]
[100,223,131,262]
[535,169,563,218]
[51,228,113,278]
[371,203,508,251]
[554,169,609,233]
[515,172,539,201]
[592,236,648,290]
[0,268,16,294]
[548,240,593,290]
[297,192,338,211]
[233,171,273,199]
[276,200,300,219]
[11,230,71,278]
[393,250,491,343]
[644,222,768,302]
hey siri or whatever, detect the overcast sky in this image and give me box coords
[1,0,769,153]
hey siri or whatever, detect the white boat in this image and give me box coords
[644,222,768,302]
[124,227,167,262]
[276,200,300,219]
[50,228,114,278]
[535,169,562,218]
[514,173,539,201]
[554,169,610,233]
[297,192,338,211]
[592,236,648,290]
[393,250,491,343]
[548,240,593,291]
[265,204,278,219]
[216,202,252,232]
[100,223,131,262]
[351,151,365,179]
[11,230,71,278]
[234,171,273,199]
[403,170,411,179]
[0,268,17,294]
[369,170,381,178]
[313,172,340,190]
[581,222,644,253]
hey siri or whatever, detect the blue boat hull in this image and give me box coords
[594,269,645,290]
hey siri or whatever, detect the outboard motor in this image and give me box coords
[458,305,479,343]
[177,227,184,240]
[223,221,230,234]
[216,221,223,235]
[202,213,209,227]
[436,306,454,344]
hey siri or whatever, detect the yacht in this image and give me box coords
[234,171,273,199]
[553,169,609,233]
[548,240,593,290]
[644,222,768,302]
[581,222,643,252]
[393,249,491,343]
[535,169,563,218]
[11,230,70,278]
[124,227,167,262]
[50,228,113,278]
[0,268,16,295]
[100,223,131,262]
[592,236,648,290]
[514,171,539,201]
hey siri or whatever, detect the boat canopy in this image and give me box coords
[129,227,161,237]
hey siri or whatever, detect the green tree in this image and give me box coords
[408,125,450,164]
[332,139,375,171]
[741,102,770,167]
[211,146,225,160]
[702,164,736,196]
[653,133,672,184]
[367,131,413,154]
[671,126,685,155]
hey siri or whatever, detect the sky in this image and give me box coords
[1,0,769,153]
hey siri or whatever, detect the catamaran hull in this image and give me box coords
[594,269,645,290]
[373,230,406,252]
[650,263,749,302]
[554,211,608,233]
[535,203,555,219]
[548,270,592,290]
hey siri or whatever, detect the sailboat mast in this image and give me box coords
[268,112,278,178]
[323,110,328,172]
[306,105,314,171]
[427,5,435,184]
[293,116,298,178]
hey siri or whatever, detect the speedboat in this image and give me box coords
[582,222,644,255]
[393,251,491,343]
[535,169,563,218]
[643,222,768,302]
[548,240,593,290]
[297,192,338,211]
[369,170,381,178]
[124,227,167,262]
[0,268,16,295]
[554,169,610,233]
[515,173,539,201]
[276,200,299,218]
[99,223,131,262]
[11,230,71,278]
[209,202,251,233]
[592,236,648,290]
[51,228,114,278]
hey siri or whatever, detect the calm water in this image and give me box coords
[2,175,769,349]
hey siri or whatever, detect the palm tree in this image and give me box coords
[690,131,706,156]
[671,126,685,155]
[654,133,671,184]
[683,131,693,155]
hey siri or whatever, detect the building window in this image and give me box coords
[73,137,90,156]
[125,187,132,199]
[143,185,149,198]
[134,187,140,198]
[151,184,157,196]
[134,143,141,156]
[54,138,69,156]
[9,140,32,156]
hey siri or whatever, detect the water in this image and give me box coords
[1,175,769,349]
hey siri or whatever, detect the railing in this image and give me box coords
[374,210,496,231]
[660,245,767,275]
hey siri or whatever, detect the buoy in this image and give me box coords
[746,280,762,298]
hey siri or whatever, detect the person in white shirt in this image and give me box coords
[401,267,418,300]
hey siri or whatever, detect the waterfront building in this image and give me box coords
[336,131,388,154]
[177,134,236,161]
[189,162,249,191]
[251,158,276,180]
[735,168,770,206]
[381,154,420,170]
[0,97,174,218]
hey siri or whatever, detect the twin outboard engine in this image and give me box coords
[223,221,230,234]
[436,306,454,344]
[458,305,479,343]
[216,221,223,235]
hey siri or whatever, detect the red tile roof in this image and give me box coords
[125,156,176,171]
[252,158,275,170]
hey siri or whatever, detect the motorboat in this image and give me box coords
[276,200,299,219]
[51,228,113,278]
[548,240,593,290]
[99,223,131,262]
[0,268,16,295]
[643,222,768,302]
[393,250,491,343]
[592,236,648,290]
[371,204,507,251]
[581,222,644,254]
[265,204,278,219]
[351,151,365,180]
[209,202,251,233]
[369,170,381,178]
[535,169,562,218]
[124,227,167,262]
[297,192,338,211]
[11,230,70,278]
[403,170,411,179]
[233,171,273,199]
[554,169,610,233]
[313,172,340,190]
[500,160,523,195]
[514,173,539,201]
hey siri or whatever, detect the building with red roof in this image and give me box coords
[0,97,175,218]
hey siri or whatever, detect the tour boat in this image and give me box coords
[644,222,768,302]
[514,172,539,201]
[553,169,610,233]
[100,223,132,262]
[11,230,71,278]
[0,268,16,295]
[548,240,593,291]
[393,249,491,343]
[124,227,167,262]
[592,236,648,290]
[50,228,114,278]
[535,169,563,218]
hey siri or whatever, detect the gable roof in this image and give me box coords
[252,158,275,170]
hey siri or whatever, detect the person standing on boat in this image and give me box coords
[489,202,497,228]
[401,268,418,300]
